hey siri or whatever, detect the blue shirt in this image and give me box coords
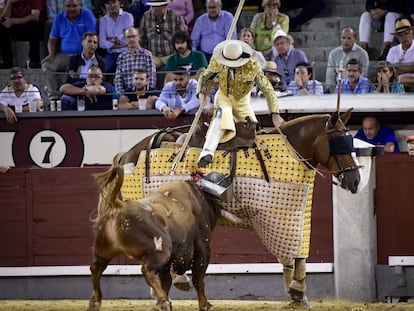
[274,49,308,84]
[355,125,400,152]
[155,79,199,113]
[288,80,324,95]
[191,11,237,55]
[335,76,371,94]
[99,9,134,53]
[50,8,96,54]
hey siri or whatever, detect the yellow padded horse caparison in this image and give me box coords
[121,134,316,265]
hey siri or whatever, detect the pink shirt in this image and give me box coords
[167,0,194,24]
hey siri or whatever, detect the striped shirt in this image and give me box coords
[139,9,187,57]
[115,47,156,95]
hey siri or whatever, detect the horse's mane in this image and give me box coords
[280,114,330,131]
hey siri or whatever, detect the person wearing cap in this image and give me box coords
[288,62,324,95]
[355,115,399,153]
[250,0,289,60]
[196,40,284,167]
[326,27,370,94]
[272,29,308,85]
[99,0,134,76]
[0,67,43,123]
[139,0,187,69]
[155,70,199,119]
[191,0,237,61]
[261,60,287,92]
[165,30,208,82]
[386,17,414,89]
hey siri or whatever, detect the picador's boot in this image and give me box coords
[198,108,224,167]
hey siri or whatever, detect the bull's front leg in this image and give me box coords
[142,265,172,311]
[191,248,213,310]
[88,255,110,311]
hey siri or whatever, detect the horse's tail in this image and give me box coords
[92,166,125,223]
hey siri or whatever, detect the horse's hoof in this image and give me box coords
[87,300,101,311]
[282,298,311,309]
[200,302,214,310]
[173,273,192,291]
[198,155,213,167]
[156,299,172,311]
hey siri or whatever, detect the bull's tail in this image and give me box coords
[92,166,125,221]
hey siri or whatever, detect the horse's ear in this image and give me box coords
[329,111,340,126]
[340,108,353,125]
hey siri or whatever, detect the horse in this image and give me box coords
[88,175,221,311]
[93,108,361,308]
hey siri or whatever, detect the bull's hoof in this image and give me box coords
[200,302,214,310]
[173,273,192,291]
[198,154,213,167]
[156,299,172,311]
[87,300,101,311]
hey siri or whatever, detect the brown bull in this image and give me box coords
[88,168,220,311]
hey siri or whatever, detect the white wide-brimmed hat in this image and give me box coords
[213,40,252,67]
[147,0,169,6]
[391,18,414,34]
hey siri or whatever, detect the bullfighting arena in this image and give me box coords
[0,299,413,310]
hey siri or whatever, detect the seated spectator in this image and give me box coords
[239,27,266,66]
[41,0,96,101]
[125,0,150,28]
[0,0,46,69]
[326,27,370,93]
[273,30,308,85]
[280,0,326,31]
[335,58,371,94]
[250,0,289,60]
[168,0,194,25]
[165,30,208,82]
[59,66,113,110]
[261,61,287,92]
[355,115,400,152]
[371,61,405,93]
[118,68,158,109]
[155,70,199,119]
[99,0,133,77]
[358,0,403,60]
[191,0,237,61]
[0,67,43,123]
[386,17,414,89]
[140,0,187,69]
[288,62,324,95]
[115,27,156,96]
[67,32,105,84]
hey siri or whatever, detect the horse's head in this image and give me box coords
[314,109,361,193]
[281,109,361,194]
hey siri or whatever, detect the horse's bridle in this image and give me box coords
[326,122,363,182]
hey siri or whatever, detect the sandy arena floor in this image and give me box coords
[0,299,413,311]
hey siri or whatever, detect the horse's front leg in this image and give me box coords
[88,255,111,311]
[288,258,310,308]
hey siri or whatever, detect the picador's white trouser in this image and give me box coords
[198,108,225,164]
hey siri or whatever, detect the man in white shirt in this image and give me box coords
[0,67,43,123]
[386,17,414,89]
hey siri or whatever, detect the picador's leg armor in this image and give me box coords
[198,108,225,167]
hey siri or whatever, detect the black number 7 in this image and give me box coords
[41,136,56,164]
